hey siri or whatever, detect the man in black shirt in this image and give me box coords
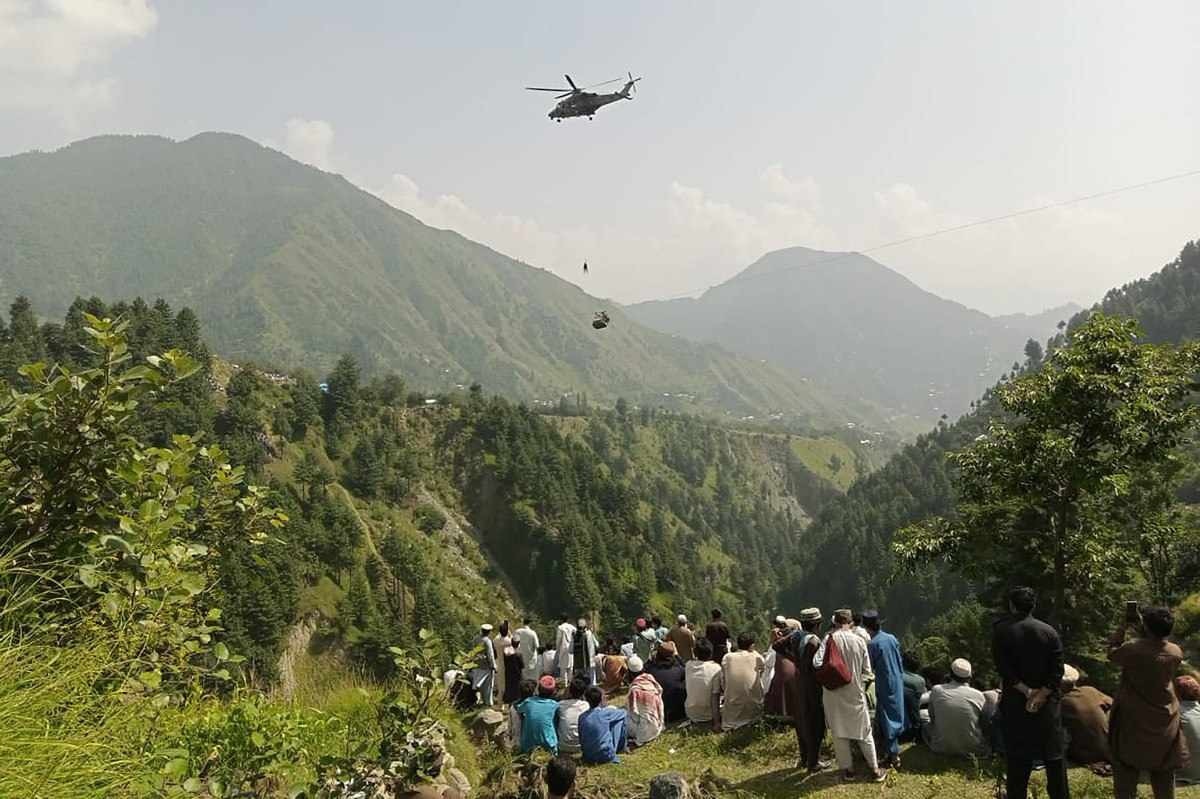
[704,609,731,662]
[992,586,1068,799]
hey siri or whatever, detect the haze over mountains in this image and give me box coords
[0,133,875,427]
[1,132,1074,429]
[627,247,1080,419]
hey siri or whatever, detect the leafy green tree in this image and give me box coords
[896,313,1200,642]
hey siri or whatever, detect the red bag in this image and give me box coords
[814,632,852,689]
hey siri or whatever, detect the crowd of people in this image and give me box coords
[460,588,1197,797]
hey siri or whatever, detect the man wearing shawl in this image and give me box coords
[789,607,830,772]
[572,618,599,685]
[625,655,665,746]
[864,610,905,769]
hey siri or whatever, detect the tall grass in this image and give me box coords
[0,637,155,798]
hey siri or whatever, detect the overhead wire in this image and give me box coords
[650,166,1200,302]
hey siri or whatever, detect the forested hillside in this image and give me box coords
[783,237,1200,635]
[0,133,882,427]
[627,246,1077,420]
[1,295,860,679]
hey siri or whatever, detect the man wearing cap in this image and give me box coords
[666,614,696,662]
[926,658,988,757]
[555,615,576,679]
[633,618,658,662]
[789,608,829,772]
[626,655,665,746]
[572,618,599,686]
[645,640,687,722]
[517,675,561,754]
[473,623,498,706]
[1059,664,1112,772]
[863,610,906,769]
[814,609,886,782]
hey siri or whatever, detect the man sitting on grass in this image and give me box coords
[517,675,560,755]
[545,756,576,799]
[578,685,628,765]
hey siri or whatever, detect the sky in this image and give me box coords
[1,1,1198,315]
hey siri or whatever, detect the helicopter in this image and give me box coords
[526,72,642,121]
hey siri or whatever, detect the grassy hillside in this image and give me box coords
[626,246,1078,421]
[0,133,882,427]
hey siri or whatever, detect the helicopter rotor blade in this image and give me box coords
[564,74,578,90]
[579,77,624,91]
[526,86,571,92]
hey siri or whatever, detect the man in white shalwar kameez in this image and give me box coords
[555,615,576,678]
[516,617,541,681]
[813,609,887,783]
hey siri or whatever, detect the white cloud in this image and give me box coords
[283,118,335,171]
[0,0,156,119]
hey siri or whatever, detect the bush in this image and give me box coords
[413,504,448,534]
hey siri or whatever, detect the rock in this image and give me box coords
[468,705,506,743]
[446,767,471,796]
[648,772,690,799]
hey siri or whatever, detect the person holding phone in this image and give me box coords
[1108,603,1187,799]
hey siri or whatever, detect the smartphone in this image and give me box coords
[1125,600,1140,625]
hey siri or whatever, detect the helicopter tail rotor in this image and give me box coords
[622,71,642,97]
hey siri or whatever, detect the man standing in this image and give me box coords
[790,608,829,772]
[572,618,599,685]
[474,623,497,707]
[633,618,657,662]
[864,610,905,769]
[516,618,541,681]
[666,614,696,662]
[814,609,886,783]
[716,633,765,731]
[926,658,988,757]
[1108,605,1186,799]
[555,615,576,679]
[992,586,1068,799]
[705,609,731,662]
[652,615,669,644]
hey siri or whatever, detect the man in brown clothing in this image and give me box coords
[1059,664,1112,772]
[666,614,696,662]
[1108,605,1188,799]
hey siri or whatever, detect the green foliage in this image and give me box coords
[910,601,996,686]
[896,313,1200,644]
[413,503,447,534]
[153,692,344,798]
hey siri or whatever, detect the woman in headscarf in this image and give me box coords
[625,656,664,747]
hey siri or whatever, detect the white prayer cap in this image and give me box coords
[677,614,687,624]
[578,618,588,627]
[1062,664,1080,686]
[480,623,494,632]
[628,655,644,673]
[774,615,786,625]
[950,658,972,680]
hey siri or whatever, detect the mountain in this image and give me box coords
[779,237,1200,633]
[626,246,1080,420]
[0,133,875,427]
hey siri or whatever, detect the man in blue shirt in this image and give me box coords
[864,610,906,769]
[517,675,560,754]
[578,685,628,764]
